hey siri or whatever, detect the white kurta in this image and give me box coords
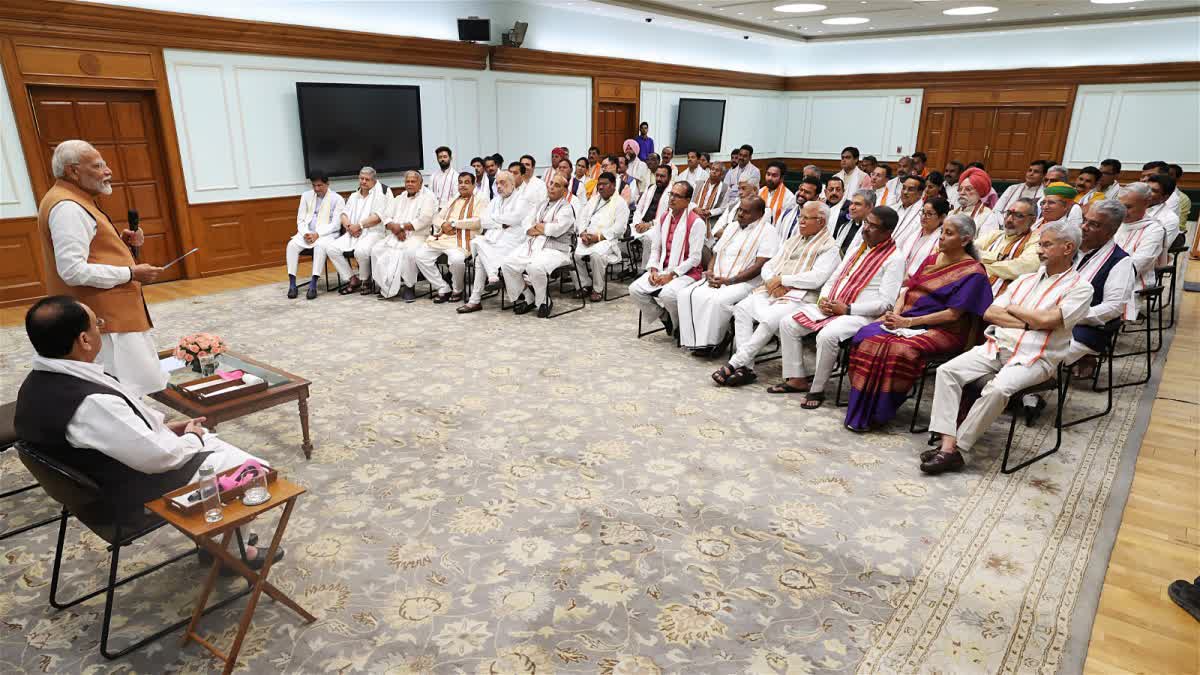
[760,185,796,227]
[286,189,346,276]
[833,167,866,200]
[900,226,942,279]
[34,356,258,480]
[692,180,728,227]
[418,193,490,295]
[630,210,708,329]
[429,167,459,209]
[891,200,925,249]
[372,188,438,297]
[1114,216,1166,295]
[574,193,632,290]
[626,157,653,194]
[678,217,780,348]
[678,166,707,191]
[993,182,1043,216]
[47,201,166,396]
[723,163,761,208]
[501,197,577,306]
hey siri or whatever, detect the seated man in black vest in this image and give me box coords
[15,295,278,565]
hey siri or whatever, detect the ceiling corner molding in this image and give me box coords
[0,0,490,70]
[489,46,786,91]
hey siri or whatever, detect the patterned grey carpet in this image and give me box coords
[0,279,1167,673]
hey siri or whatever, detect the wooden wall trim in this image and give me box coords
[0,216,45,307]
[0,0,488,71]
[785,61,1200,91]
[491,46,786,91]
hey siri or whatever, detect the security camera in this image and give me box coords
[645,17,652,23]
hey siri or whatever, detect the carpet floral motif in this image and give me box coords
[0,280,1160,673]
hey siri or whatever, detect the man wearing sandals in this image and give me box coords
[772,205,905,408]
[712,200,840,388]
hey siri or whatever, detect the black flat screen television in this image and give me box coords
[296,82,423,177]
[675,98,726,154]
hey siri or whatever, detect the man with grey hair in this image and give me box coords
[1115,182,1166,305]
[922,219,1093,475]
[1066,199,1134,374]
[371,170,437,301]
[458,170,531,313]
[833,189,876,256]
[802,164,822,181]
[502,173,577,318]
[319,166,390,295]
[977,197,1041,296]
[36,139,166,395]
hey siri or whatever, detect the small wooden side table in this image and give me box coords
[146,478,315,674]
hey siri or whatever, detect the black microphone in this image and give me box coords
[127,209,139,257]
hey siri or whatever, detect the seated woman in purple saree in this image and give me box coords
[844,214,993,431]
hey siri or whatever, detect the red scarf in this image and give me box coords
[792,237,897,331]
[657,208,704,280]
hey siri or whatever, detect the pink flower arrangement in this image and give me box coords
[174,332,227,363]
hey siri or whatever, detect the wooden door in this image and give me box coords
[596,102,635,156]
[919,107,952,170]
[989,107,1040,180]
[29,87,182,282]
[946,107,994,167]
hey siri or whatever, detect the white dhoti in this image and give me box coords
[285,233,331,277]
[416,237,470,295]
[320,228,384,280]
[188,436,264,482]
[779,313,870,392]
[677,281,754,348]
[501,247,571,306]
[630,272,696,330]
[99,331,167,396]
[574,239,621,291]
[929,347,1054,457]
[372,235,427,299]
[728,293,804,370]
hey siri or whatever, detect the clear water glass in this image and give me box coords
[242,470,271,506]
[198,465,223,523]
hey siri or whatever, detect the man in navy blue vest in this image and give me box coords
[1065,199,1134,379]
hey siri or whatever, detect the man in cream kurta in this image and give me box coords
[371,171,437,301]
[416,172,488,302]
[458,171,532,313]
[1114,182,1166,317]
[923,221,1093,475]
[318,166,390,294]
[977,197,1042,296]
[715,200,841,385]
[630,181,707,335]
[502,174,577,318]
[429,146,458,209]
[573,171,631,301]
[631,166,674,270]
[678,150,707,190]
[777,206,904,405]
[285,172,345,299]
[691,163,729,229]
[678,196,778,353]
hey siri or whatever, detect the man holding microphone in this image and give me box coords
[37,139,167,396]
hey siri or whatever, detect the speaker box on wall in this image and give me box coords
[457,18,490,42]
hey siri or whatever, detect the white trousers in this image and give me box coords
[929,346,1055,456]
[1064,339,1098,366]
[630,272,695,330]
[779,314,870,392]
[99,331,167,397]
[677,281,755,348]
[285,234,330,277]
[501,247,570,306]
[729,293,804,370]
[574,239,621,291]
[416,245,469,294]
[319,229,384,280]
[371,235,428,298]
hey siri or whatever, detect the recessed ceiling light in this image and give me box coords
[943,5,998,15]
[774,3,827,12]
[822,16,870,25]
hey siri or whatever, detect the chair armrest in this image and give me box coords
[1135,285,1164,298]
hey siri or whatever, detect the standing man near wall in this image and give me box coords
[37,139,166,396]
[636,122,654,161]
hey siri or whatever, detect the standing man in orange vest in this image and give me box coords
[37,140,166,396]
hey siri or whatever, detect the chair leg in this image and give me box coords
[1063,349,1115,428]
[547,266,586,318]
[1001,373,1068,474]
[909,368,931,434]
[636,310,667,338]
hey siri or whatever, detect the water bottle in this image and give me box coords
[198,464,223,523]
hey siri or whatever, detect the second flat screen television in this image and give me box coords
[296,82,423,177]
[674,98,726,154]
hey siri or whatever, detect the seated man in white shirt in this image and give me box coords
[692,162,729,229]
[1145,173,1181,243]
[630,181,706,336]
[501,174,577,318]
[711,175,762,245]
[573,171,631,302]
[678,150,707,189]
[458,171,532,313]
[318,166,389,295]
[774,206,905,408]
[416,171,488,303]
[1065,199,1134,377]
[994,161,1048,216]
[370,171,438,302]
[833,146,866,198]
[1115,182,1167,301]
[631,166,674,269]
[285,170,345,300]
[760,160,796,226]
[712,200,841,387]
[678,196,778,356]
[922,221,1093,475]
[15,296,279,563]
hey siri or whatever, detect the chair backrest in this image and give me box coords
[15,441,116,535]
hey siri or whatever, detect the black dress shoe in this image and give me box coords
[402,286,417,303]
[920,451,965,475]
[1024,396,1047,427]
[537,302,551,318]
[433,292,449,304]
[286,286,298,299]
[1169,579,1200,622]
[514,301,536,315]
[920,448,939,463]
[305,285,318,300]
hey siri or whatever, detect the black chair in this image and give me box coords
[0,402,58,541]
[16,442,250,659]
[998,364,1071,474]
[1155,231,1186,330]
[906,354,954,433]
[1111,286,1164,387]
[1061,318,1122,428]
[295,247,334,291]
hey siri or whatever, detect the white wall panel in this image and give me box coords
[1065,82,1200,170]
[170,63,241,194]
[494,76,591,172]
[784,90,922,161]
[641,82,787,159]
[783,97,811,155]
[451,79,482,166]
[0,59,36,219]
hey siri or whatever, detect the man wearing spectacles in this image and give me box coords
[36,140,166,396]
[1098,158,1122,200]
[977,198,1042,295]
[630,182,705,336]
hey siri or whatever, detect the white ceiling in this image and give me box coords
[589,0,1200,40]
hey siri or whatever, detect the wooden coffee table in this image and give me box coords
[153,350,313,459]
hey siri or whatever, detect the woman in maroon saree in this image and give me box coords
[844,214,993,431]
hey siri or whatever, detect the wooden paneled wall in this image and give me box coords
[0,217,41,305]
[187,196,298,277]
